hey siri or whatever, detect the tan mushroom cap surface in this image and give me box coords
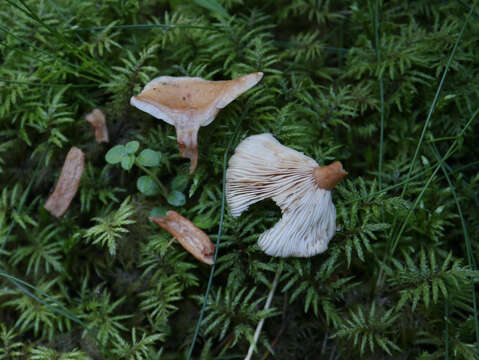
[226,133,346,258]
[130,72,263,173]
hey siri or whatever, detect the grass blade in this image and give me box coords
[398,4,474,200]
[6,0,111,78]
[75,23,217,32]
[377,4,475,287]
[186,109,248,359]
[429,141,479,349]
[0,271,114,360]
[390,108,479,254]
[368,0,385,190]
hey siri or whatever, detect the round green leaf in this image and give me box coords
[167,190,186,207]
[137,176,160,196]
[170,174,189,192]
[137,149,161,167]
[125,141,140,154]
[150,206,168,218]
[121,155,135,170]
[105,145,126,164]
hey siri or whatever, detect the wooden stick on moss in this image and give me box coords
[245,267,281,360]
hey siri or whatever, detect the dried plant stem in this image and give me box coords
[245,268,281,360]
[166,237,175,248]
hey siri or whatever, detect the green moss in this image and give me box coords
[1,0,479,358]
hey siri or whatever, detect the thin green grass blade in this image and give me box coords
[186,146,228,359]
[445,300,449,360]
[0,25,103,84]
[398,4,474,200]
[0,110,112,359]
[0,78,97,87]
[376,106,479,288]
[368,0,385,190]
[0,271,114,360]
[186,112,247,359]
[344,160,479,207]
[455,0,479,23]
[429,142,479,348]
[390,107,479,255]
[6,0,111,78]
[377,4,475,287]
[426,136,461,143]
[75,23,217,32]
[0,143,104,358]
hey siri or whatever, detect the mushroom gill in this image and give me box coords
[226,133,346,257]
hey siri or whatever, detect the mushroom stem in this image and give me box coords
[175,125,199,174]
[312,161,348,190]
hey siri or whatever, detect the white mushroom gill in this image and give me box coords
[226,133,345,257]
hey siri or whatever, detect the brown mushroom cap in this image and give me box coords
[130,72,263,173]
[226,133,346,257]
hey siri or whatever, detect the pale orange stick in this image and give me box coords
[85,109,109,143]
[150,210,215,265]
[44,147,85,217]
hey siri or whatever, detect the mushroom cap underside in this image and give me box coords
[225,133,340,257]
[259,188,336,257]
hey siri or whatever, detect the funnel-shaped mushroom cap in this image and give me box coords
[226,133,346,257]
[130,72,263,173]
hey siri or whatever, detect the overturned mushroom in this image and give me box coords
[130,72,263,173]
[226,133,347,258]
[44,147,85,217]
[85,109,109,143]
[150,210,215,265]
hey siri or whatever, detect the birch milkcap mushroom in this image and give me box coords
[226,133,347,258]
[130,72,263,173]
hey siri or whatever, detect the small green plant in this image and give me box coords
[83,197,136,256]
[333,301,401,356]
[105,140,186,206]
[0,323,24,359]
[1,0,479,359]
